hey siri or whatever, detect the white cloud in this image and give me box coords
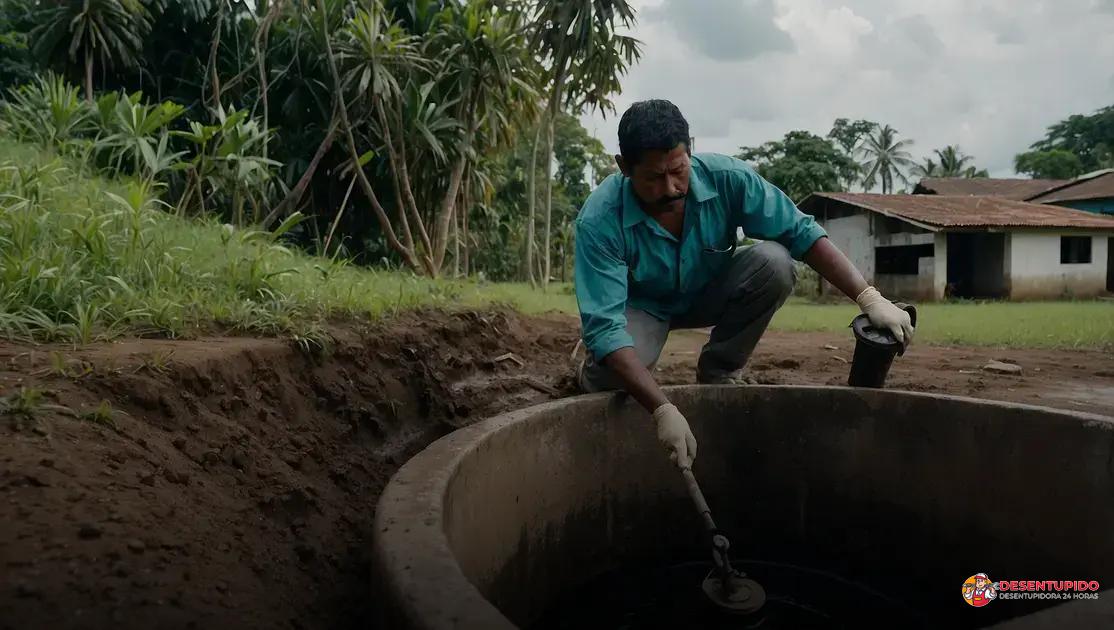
[643,0,794,61]
[585,0,1114,177]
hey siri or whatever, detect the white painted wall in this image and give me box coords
[1008,232,1109,299]
[933,232,948,300]
[822,214,874,280]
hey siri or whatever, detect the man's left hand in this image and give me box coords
[855,286,914,346]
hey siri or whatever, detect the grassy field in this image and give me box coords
[770,299,1114,350]
[1,141,1110,350]
[457,287,1113,350]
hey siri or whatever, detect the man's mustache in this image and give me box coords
[656,192,687,205]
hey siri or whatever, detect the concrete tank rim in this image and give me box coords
[372,385,1113,630]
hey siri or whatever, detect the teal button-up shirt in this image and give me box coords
[573,153,827,360]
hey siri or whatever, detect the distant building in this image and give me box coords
[1026,169,1114,215]
[915,170,1114,215]
[913,177,1068,200]
[799,192,1114,301]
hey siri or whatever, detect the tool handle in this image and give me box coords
[681,467,717,532]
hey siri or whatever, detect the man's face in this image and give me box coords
[617,144,691,214]
[976,578,987,588]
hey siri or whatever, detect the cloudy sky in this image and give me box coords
[579,0,1114,178]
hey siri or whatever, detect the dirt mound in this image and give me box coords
[0,308,580,630]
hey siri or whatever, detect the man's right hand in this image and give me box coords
[652,403,697,469]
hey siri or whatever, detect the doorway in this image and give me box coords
[946,233,1007,299]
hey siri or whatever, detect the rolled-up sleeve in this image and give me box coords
[729,161,827,259]
[573,220,633,360]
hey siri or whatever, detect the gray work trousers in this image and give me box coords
[578,241,796,392]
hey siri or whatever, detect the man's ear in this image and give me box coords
[615,154,629,176]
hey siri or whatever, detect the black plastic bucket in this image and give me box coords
[847,303,918,388]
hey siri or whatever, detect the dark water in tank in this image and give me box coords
[532,559,929,630]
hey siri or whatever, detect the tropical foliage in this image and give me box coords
[736,130,857,202]
[1015,105,1114,179]
[910,145,989,179]
[1,0,640,283]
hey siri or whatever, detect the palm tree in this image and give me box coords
[428,1,537,276]
[910,157,940,180]
[31,0,152,101]
[530,0,640,289]
[934,145,970,177]
[856,124,915,194]
[933,145,989,178]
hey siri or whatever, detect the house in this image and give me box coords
[915,170,1114,215]
[913,177,1067,200]
[1026,169,1114,215]
[798,192,1114,301]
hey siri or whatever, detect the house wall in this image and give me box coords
[822,213,874,279]
[818,211,949,300]
[933,233,948,299]
[1051,199,1114,215]
[1008,232,1109,299]
[876,256,938,301]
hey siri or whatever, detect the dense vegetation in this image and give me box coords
[0,0,634,286]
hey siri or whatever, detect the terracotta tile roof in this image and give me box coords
[1026,170,1114,204]
[800,192,1114,231]
[913,177,1068,200]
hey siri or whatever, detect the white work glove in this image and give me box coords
[652,403,697,469]
[855,286,915,346]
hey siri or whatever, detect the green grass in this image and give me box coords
[771,298,1114,350]
[0,140,578,346]
[459,286,1114,350]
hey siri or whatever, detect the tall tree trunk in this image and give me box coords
[383,123,415,256]
[433,153,468,273]
[452,196,461,279]
[262,114,338,228]
[314,0,421,274]
[254,0,284,161]
[526,120,542,287]
[376,99,431,261]
[84,46,94,102]
[207,5,225,109]
[542,66,567,291]
[560,238,567,283]
[462,173,471,278]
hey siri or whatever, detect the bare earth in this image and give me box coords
[656,327,1114,417]
[1,308,1111,630]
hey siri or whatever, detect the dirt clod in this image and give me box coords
[77,524,102,540]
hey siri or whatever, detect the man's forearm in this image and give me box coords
[802,236,868,300]
[602,347,670,412]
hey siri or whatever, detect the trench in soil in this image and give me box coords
[0,308,579,630]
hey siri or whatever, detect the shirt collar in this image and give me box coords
[620,158,719,228]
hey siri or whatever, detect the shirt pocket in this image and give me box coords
[699,244,736,278]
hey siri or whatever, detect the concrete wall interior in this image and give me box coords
[947,233,1008,298]
[373,387,1114,630]
[1007,232,1109,299]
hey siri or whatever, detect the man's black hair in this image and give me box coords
[617,99,691,167]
